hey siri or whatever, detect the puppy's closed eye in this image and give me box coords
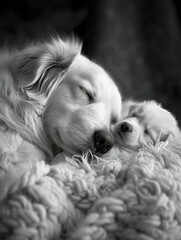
[111,117,118,125]
[144,129,151,136]
[130,112,138,118]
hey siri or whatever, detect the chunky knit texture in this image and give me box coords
[1,140,181,240]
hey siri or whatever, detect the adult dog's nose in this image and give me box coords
[120,122,133,132]
[94,130,114,154]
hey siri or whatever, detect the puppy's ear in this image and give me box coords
[121,100,138,118]
[128,104,139,114]
[13,37,82,98]
[160,133,172,142]
[160,129,181,142]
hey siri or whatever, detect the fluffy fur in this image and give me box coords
[43,51,122,155]
[107,100,181,161]
[0,36,122,174]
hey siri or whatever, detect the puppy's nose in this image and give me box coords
[94,130,114,154]
[120,122,133,132]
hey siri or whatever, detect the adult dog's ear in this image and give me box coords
[12,37,82,99]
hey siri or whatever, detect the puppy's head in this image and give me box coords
[43,52,121,155]
[115,100,181,150]
[13,36,122,156]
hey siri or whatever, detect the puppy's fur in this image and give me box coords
[0,36,122,174]
[109,100,181,160]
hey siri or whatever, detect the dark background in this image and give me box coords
[1,0,181,123]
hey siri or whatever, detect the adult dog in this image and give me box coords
[0,36,122,174]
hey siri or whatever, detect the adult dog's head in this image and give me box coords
[42,39,122,156]
[12,37,121,156]
[114,100,181,151]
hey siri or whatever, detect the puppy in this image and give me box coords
[111,100,181,160]
[0,36,122,174]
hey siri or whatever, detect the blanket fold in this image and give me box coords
[0,140,181,240]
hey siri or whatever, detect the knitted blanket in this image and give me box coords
[1,140,181,240]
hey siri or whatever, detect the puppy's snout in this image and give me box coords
[120,122,133,132]
[94,130,114,154]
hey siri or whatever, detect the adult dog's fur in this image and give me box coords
[0,36,122,174]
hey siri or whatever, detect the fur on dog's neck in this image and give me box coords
[0,66,52,159]
[0,37,82,159]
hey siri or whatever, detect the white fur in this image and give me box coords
[43,53,122,155]
[0,36,122,174]
[109,100,181,161]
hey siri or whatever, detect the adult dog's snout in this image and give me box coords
[94,130,114,154]
[120,122,133,133]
